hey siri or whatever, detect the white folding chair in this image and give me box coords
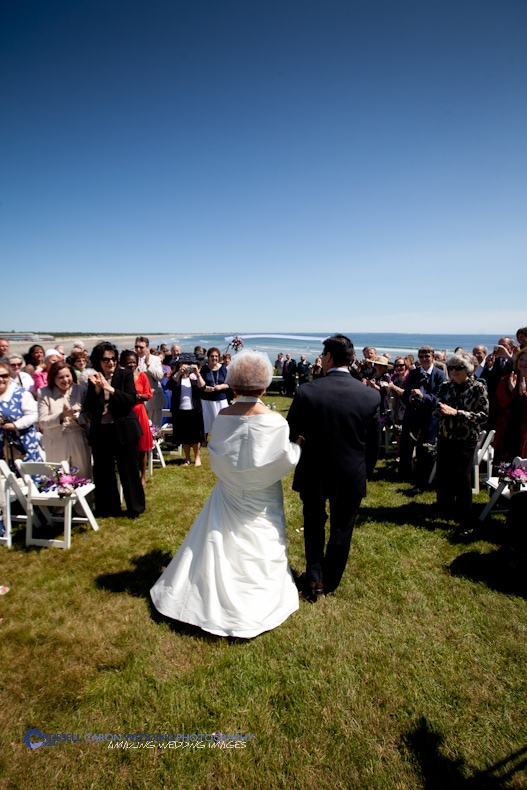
[479,455,527,522]
[15,460,98,549]
[0,459,46,547]
[472,429,495,494]
[428,430,496,491]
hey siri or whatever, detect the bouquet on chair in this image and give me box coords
[497,462,527,492]
[38,466,91,497]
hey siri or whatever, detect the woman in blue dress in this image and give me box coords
[0,361,42,468]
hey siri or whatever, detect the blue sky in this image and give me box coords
[1,0,525,335]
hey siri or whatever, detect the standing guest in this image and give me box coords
[358,346,377,381]
[200,348,229,440]
[167,356,206,466]
[135,336,165,428]
[194,346,207,369]
[166,343,181,367]
[516,327,527,348]
[297,355,311,385]
[282,353,297,396]
[311,356,324,380]
[84,343,145,519]
[70,350,94,386]
[37,361,91,479]
[433,351,449,378]
[493,346,527,464]
[54,344,66,360]
[404,354,415,370]
[366,356,392,415]
[481,336,515,428]
[0,338,10,359]
[0,362,42,464]
[23,344,45,374]
[287,335,381,600]
[31,350,62,396]
[7,355,33,391]
[66,341,85,365]
[159,344,170,364]
[120,350,153,487]
[399,346,445,483]
[222,353,232,367]
[472,345,488,378]
[435,352,489,537]
[274,353,284,375]
[387,357,409,428]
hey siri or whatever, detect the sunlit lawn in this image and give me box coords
[1,394,526,789]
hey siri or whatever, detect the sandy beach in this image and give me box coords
[6,335,170,358]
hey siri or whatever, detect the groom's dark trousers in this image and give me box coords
[287,370,381,594]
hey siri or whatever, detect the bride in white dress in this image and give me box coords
[150,350,301,638]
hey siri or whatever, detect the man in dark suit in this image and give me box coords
[287,335,381,599]
[399,345,446,482]
[296,354,311,385]
[282,353,297,396]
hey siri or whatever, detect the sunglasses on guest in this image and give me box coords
[447,365,465,372]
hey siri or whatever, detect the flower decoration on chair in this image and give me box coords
[38,466,91,497]
[150,424,164,442]
[497,462,527,492]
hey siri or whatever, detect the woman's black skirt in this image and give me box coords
[172,408,205,446]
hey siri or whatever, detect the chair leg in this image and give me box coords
[63,499,72,550]
[25,500,34,547]
[76,491,99,532]
[479,482,507,522]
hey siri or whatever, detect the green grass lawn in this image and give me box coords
[1,395,526,789]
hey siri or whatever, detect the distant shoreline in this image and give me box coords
[5,334,171,357]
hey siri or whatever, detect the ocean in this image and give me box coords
[151,332,505,363]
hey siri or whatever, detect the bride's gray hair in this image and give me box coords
[226,350,273,394]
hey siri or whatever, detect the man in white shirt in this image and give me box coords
[472,345,487,378]
[135,336,165,427]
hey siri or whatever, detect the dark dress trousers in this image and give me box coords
[85,367,145,518]
[287,370,381,593]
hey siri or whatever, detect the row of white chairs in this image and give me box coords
[0,412,175,550]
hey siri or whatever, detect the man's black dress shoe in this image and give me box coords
[297,573,324,602]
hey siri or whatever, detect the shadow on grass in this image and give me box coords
[358,501,445,532]
[95,550,253,644]
[450,549,527,599]
[403,717,527,788]
[95,549,173,598]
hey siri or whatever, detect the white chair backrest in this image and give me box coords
[15,460,69,495]
[512,456,527,471]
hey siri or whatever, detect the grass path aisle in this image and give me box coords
[1,396,526,789]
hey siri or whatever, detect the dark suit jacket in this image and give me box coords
[85,367,143,446]
[283,358,297,377]
[287,370,381,500]
[297,360,311,384]
[401,366,446,441]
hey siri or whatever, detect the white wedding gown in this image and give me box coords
[150,410,301,638]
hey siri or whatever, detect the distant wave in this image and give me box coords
[225,333,327,343]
